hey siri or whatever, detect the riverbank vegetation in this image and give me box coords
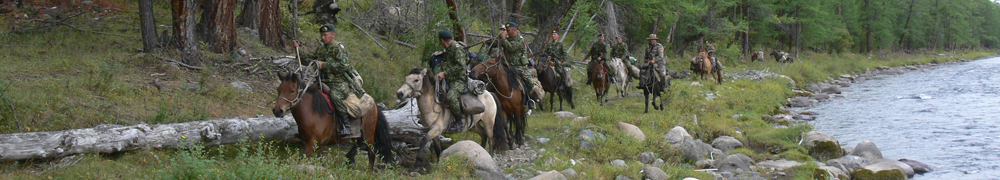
[1,0,998,179]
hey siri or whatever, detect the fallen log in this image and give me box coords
[0,99,432,161]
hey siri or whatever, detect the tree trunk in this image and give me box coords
[139,0,158,52]
[236,0,260,29]
[528,0,577,54]
[291,0,298,40]
[199,0,237,53]
[444,0,466,42]
[897,0,916,49]
[0,99,433,161]
[259,0,284,49]
[509,0,523,24]
[172,0,202,66]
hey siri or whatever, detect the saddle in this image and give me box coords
[435,77,487,115]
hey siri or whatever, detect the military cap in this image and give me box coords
[506,22,518,28]
[320,24,336,33]
[438,30,454,40]
[646,34,658,40]
[551,28,559,34]
[597,33,604,37]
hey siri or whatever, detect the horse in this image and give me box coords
[588,60,611,106]
[770,50,794,63]
[272,71,395,170]
[470,57,528,147]
[395,68,508,160]
[536,61,576,111]
[690,50,723,84]
[607,58,631,97]
[636,65,671,113]
[750,50,765,62]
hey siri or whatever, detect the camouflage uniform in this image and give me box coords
[304,40,362,117]
[644,42,667,85]
[586,40,610,79]
[611,41,631,67]
[543,40,568,82]
[438,42,468,115]
[704,42,723,70]
[500,34,535,93]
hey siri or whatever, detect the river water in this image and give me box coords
[805,57,1000,179]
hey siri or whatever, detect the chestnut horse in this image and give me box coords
[471,57,528,147]
[589,61,610,106]
[691,50,723,84]
[536,61,575,111]
[272,70,395,170]
[395,68,508,159]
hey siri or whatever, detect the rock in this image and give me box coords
[695,159,714,168]
[757,159,805,171]
[537,137,551,144]
[615,174,633,180]
[851,140,884,160]
[616,122,646,141]
[816,165,850,180]
[827,155,871,173]
[440,140,505,180]
[229,81,252,92]
[641,166,670,180]
[813,93,830,101]
[873,159,914,178]
[711,149,725,159]
[841,146,855,155]
[802,131,842,161]
[294,164,326,172]
[793,114,816,121]
[898,158,932,174]
[560,168,578,178]
[681,139,714,161]
[839,74,854,80]
[664,126,693,147]
[571,117,588,125]
[838,81,851,87]
[691,82,703,86]
[611,159,628,168]
[652,159,665,167]
[851,162,907,180]
[786,96,817,107]
[527,170,567,180]
[638,152,656,164]
[578,129,605,151]
[883,69,904,75]
[710,136,743,152]
[513,169,533,179]
[821,84,842,94]
[773,114,798,125]
[554,111,577,118]
[714,154,755,173]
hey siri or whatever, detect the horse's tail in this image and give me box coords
[492,95,510,151]
[373,106,397,164]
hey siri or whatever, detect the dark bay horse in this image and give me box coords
[589,61,611,106]
[471,57,528,147]
[637,66,671,113]
[272,71,395,170]
[536,61,575,111]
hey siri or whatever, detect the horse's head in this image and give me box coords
[470,57,500,80]
[770,50,780,58]
[397,68,428,100]
[273,72,302,117]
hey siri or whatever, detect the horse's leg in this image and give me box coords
[643,91,650,113]
[557,92,564,111]
[362,138,376,171]
[346,143,358,167]
[303,138,317,156]
[549,92,555,112]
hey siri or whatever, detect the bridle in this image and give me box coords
[278,63,319,113]
[476,60,515,99]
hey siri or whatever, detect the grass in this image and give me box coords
[1,1,997,179]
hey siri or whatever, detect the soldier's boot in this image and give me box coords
[338,112,358,138]
[449,113,465,133]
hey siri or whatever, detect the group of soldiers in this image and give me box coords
[297,21,720,137]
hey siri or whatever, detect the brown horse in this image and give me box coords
[395,68,508,158]
[589,61,610,106]
[536,61,575,111]
[691,50,723,84]
[471,57,528,147]
[272,71,395,170]
[750,50,764,62]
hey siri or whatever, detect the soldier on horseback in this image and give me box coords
[704,41,723,70]
[585,33,611,85]
[293,24,365,138]
[643,34,667,91]
[482,22,539,109]
[433,30,472,132]
[543,29,570,87]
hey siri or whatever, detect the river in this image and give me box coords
[804,57,1000,179]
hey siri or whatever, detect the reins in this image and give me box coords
[280,62,319,113]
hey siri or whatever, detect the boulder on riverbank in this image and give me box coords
[850,162,907,180]
[851,140,884,160]
[802,131,842,161]
[898,158,933,174]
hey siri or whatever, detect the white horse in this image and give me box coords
[607,58,631,97]
[396,68,507,161]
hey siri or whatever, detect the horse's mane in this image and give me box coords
[499,60,523,91]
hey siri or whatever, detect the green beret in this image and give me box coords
[506,22,517,28]
[320,24,336,33]
[438,30,454,40]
